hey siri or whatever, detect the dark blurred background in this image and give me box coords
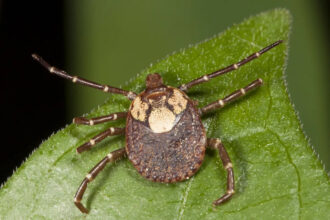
[0,0,329,185]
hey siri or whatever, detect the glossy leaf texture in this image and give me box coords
[1,9,329,219]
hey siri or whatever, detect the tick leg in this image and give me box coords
[73,112,127,125]
[200,78,263,115]
[208,138,234,206]
[178,40,282,91]
[32,54,137,100]
[74,148,126,214]
[76,127,125,153]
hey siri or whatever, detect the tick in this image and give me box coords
[32,40,282,214]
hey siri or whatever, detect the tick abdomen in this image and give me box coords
[126,87,206,183]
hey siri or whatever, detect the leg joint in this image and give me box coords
[208,138,221,146]
[224,162,233,170]
[86,173,93,181]
[227,189,235,195]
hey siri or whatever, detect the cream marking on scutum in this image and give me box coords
[131,96,149,121]
[149,107,176,133]
[168,89,188,114]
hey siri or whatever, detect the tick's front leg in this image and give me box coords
[200,78,263,116]
[208,138,235,206]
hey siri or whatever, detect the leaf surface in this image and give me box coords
[1,9,329,219]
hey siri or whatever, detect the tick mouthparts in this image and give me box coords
[146,73,163,88]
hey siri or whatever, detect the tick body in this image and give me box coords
[126,78,206,182]
[32,40,283,214]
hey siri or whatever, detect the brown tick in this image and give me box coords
[32,40,282,214]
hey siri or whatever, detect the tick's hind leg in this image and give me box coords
[76,127,125,153]
[74,148,126,214]
[73,112,127,125]
[200,78,263,115]
[208,138,234,206]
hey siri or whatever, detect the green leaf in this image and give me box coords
[1,9,329,219]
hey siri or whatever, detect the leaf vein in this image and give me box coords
[176,177,194,220]
[223,193,296,214]
[267,129,302,220]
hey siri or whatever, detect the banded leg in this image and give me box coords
[208,138,234,206]
[74,148,126,214]
[73,112,127,126]
[76,127,125,153]
[32,54,137,100]
[179,40,282,91]
[200,78,263,115]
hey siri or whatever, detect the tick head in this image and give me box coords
[146,73,163,89]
